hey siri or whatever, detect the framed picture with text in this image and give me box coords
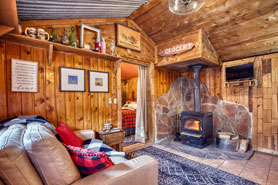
[116,23,141,52]
[88,70,109,93]
[11,59,38,92]
[59,67,85,92]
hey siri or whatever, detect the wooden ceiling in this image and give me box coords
[130,0,278,62]
[121,62,139,79]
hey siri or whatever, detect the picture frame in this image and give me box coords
[11,59,38,93]
[59,67,85,92]
[80,23,101,48]
[116,23,141,52]
[88,70,109,93]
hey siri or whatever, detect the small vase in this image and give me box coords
[49,28,58,43]
[69,27,78,48]
[61,28,69,45]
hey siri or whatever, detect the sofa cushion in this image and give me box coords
[65,145,114,177]
[24,124,81,185]
[109,156,128,165]
[0,124,43,185]
[56,123,83,147]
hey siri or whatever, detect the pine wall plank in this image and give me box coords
[0,42,7,121]
[0,41,118,131]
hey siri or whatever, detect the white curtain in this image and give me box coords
[135,66,147,143]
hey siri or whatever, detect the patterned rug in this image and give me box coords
[123,135,137,147]
[127,146,258,185]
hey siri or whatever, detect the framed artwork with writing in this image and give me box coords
[116,23,141,52]
[11,59,38,92]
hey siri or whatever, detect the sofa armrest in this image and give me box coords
[71,155,158,185]
[74,130,95,141]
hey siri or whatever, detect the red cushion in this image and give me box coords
[56,124,83,147]
[64,145,114,177]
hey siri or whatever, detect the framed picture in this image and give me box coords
[116,23,141,52]
[59,67,85,92]
[89,71,109,93]
[11,59,38,92]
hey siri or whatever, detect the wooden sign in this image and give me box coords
[11,59,38,92]
[116,23,141,52]
[159,42,194,56]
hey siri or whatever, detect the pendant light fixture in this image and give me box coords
[169,0,206,15]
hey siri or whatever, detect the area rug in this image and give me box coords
[158,139,254,160]
[127,146,258,185]
[123,135,137,147]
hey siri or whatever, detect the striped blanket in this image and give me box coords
[82,139,126,158]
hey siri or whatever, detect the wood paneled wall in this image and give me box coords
[182,67,222,99]
[0,42,118,131]
[222,53,278,153]
[154,67,181,100]
[21,18,155,64]
[121,77,138,102]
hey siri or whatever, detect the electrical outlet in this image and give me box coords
[108,98,112,104]
[114,98,117,104]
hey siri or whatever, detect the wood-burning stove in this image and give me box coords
[179,64,213,148]
[181,111,213,148]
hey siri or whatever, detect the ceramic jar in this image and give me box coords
[36,28,49,40]
[25,27,37,38]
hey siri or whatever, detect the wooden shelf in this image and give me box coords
[0,33,121,62]
[225,79,258,88]
[0,25,14,37]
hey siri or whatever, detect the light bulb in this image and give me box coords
[193,2,197,9]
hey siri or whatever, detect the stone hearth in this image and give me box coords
[155,77,252,143]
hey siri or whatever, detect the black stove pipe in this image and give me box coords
[191,64,203,112]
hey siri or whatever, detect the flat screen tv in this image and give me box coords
[225,63,254,82]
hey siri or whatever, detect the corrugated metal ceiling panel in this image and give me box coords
[16,0,150,20]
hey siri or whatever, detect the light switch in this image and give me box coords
[114,98,117,104]
[108,98,112,104]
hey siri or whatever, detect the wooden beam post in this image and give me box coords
[48,44,53,66]
[114,59,122,73]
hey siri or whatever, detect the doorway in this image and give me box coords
[117,61,150,148]
[121,62,138,147]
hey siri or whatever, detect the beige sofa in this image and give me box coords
[0,123,158,185]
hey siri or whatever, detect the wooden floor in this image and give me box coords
[124,143,278,185]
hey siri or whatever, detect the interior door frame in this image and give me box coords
[116,60,155,142]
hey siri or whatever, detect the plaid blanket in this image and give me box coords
[122,110,136,130]
[64,144,114,177]
[82,139,126,158]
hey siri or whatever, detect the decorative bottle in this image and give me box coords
[100,37,106,54]
[69,27,77,47]
[110,40,115,56]
[61,28,69,45]
[95,37,100,53]
[49,28,58,43]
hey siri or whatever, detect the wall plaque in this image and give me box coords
[159,42,195,56]
[116,23,141,52]
[11,59,38,92]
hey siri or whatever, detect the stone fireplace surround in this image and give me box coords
[155,77,253,144]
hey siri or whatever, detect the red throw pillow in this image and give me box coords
[56,124,83,147]
[64,145,114,177]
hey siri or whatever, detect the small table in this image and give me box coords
[96,130,125,151]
